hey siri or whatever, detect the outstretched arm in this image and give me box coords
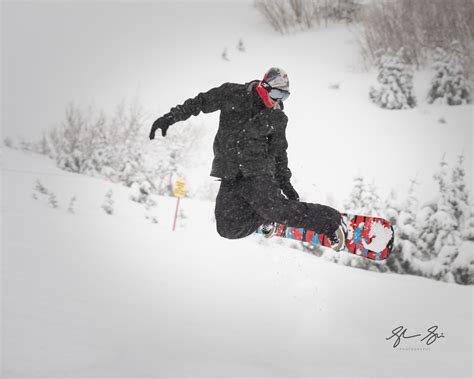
[149,82,231,139]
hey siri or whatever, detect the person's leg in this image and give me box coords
[240,175,341,235]
[214,178,265,239]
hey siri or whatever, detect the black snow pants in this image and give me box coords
[215,174,341,240]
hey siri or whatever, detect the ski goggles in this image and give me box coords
[268,87,290,101]
[262,81,290,101]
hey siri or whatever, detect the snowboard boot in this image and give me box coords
[327,219,347,252]
[261,222,277,238]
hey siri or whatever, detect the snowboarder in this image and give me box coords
[149,67,346,250]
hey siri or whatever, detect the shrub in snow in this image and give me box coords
[237,38,245,52]
[3,137,13,148]
[178,207,187,228]
[68,196,77,214]
[32,180,59,209]
[356,1,473,69]
[221,48,229,61]
[102,190,114,215]
[32,180,47,200]
[130,181,157,221]
[19,102,206,198]
[130,181,153,204]
[427,42,472,106]
[370,48,416,110]
[48,192,59,209]
[255,0,359,34]
[34,180,49,196]
[145,213,159,224]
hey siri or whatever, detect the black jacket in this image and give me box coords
[165,80,292,187]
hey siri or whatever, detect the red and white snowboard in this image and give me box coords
[257,213,395,261]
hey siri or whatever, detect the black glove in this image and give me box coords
[149,113,174,139]
[281,182,299,201]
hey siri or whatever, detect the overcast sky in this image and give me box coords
[1,0,256,140]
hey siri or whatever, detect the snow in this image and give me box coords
[2,1,473,376]
[2,146,473,377]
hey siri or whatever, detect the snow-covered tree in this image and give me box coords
[362,181,383,215]
[451,248,474,285]
[427,41,472,106]
[386,179,422,275]
[449,153,470,232]
[344,176,366,213]
[130,181,156,209]
[416,199,437,261]
[416,157,461,281]
[430,204,460,282]
[370,48,417,109]
[462,204,474,241]
[343,176,382,216]
[383,190,401,226]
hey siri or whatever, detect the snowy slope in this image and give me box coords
[3,1,472,205]
[2,147,472,377]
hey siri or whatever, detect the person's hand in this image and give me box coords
[149,114,173,139]
[281,182,299,201]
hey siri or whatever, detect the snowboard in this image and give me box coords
[256,213,395,261]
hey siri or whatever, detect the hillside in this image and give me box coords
[2,1,472,204]
[2,147,472,377]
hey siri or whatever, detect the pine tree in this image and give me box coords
[344,176,367,214]
[427,41,472,105]
[383,190,401,226]
[449,153,470,232]
[343,176,382,216]
[48,192,59,209]
[362,181,383,216]
[462,204,474,241]
[431,202,460,282]
[386,178,421,275]
[417,157,461,281]
[416,200,438,262]
[370,47,417,109]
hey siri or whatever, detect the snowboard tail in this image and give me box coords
[257,213,394,261]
